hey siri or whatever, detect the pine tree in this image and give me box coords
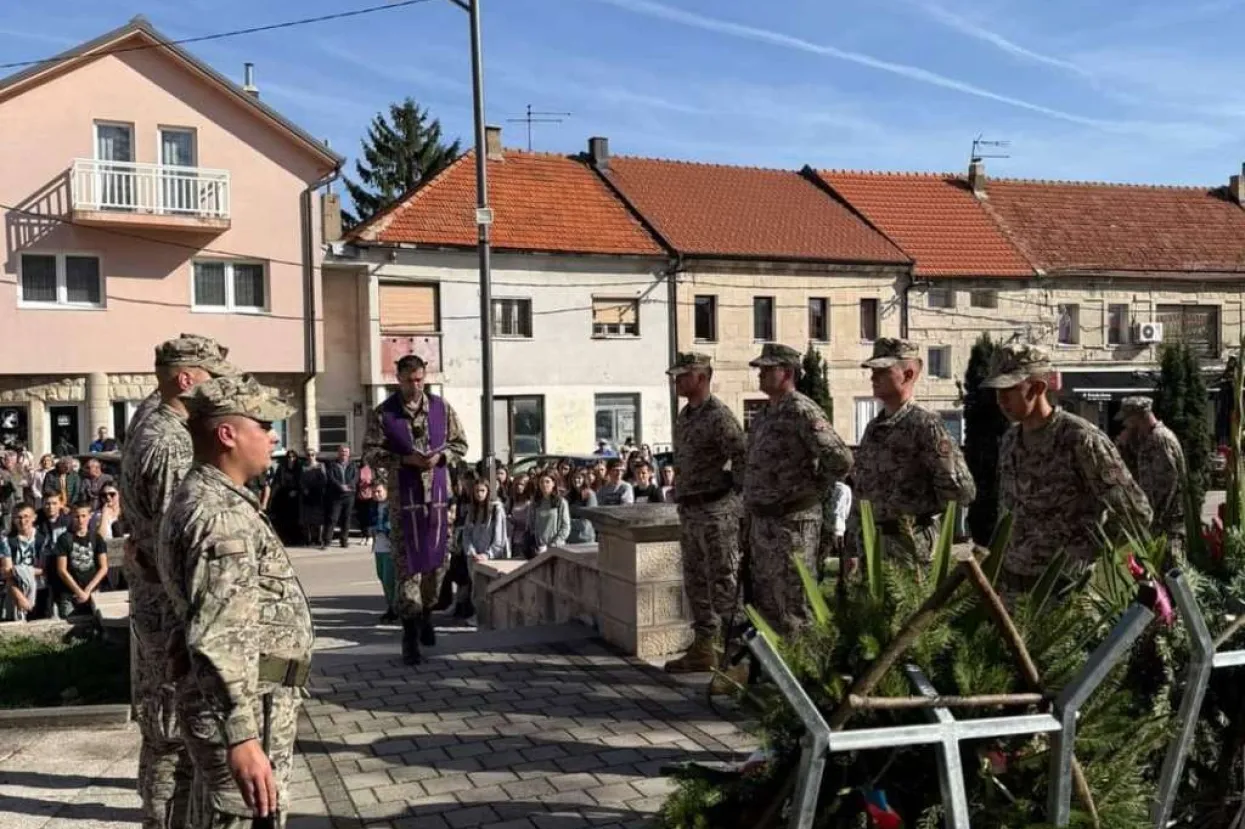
[960,334,1009,545]
[343,98,461,227]
[1155,342,1212,518]
[797,344,833,423]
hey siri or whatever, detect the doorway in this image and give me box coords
[48,405,82,456]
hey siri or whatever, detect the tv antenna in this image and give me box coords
[971,133,1011,163]
[507,104,572,151]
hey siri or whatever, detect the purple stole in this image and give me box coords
[379,393,450,575]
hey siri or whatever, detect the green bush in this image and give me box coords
[0,634,129,708]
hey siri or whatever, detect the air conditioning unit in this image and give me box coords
[1136,321,1164,343]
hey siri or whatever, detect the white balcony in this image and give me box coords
[70,158,231,232]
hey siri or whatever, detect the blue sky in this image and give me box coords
[3,0,1244,185]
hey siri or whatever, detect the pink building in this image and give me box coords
[0,16,341,455]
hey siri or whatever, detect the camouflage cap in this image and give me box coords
[180,374,293,423]
[154,334,238,377]
[980,342,1054,389]
[862,337,921,369]
[667,352,713,377]
[1116,396,1154,421]
[748,343,802,369]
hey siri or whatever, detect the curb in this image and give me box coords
[0,703,132,729]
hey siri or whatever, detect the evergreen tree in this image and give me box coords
[1154,342,1212,517]
[960,333,1009,545]
[343,98,461,227]
[797,344,833,423]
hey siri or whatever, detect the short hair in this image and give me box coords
[44,492,63,504]
[71,501,93,513]
[396,355,426,374]
[634,461,652,473]
[606,459,624,472]
[14,504,34,517]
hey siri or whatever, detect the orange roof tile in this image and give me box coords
[814,171,1033,278]
[350,150,664,256]
[602,157,908,263]
[982,179,1245,274]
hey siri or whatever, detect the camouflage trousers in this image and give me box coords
[748,511,822,638]
[130,591,193,829]
[391,517,446,620]
[846,515,936,568]
[182,685,301,829]
[678,497,742,639]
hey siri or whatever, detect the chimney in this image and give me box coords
[968,157,987,199]
[1231,163,1245,206]
[588,136,610,170]
[484,125,503,160]
[242,62,259,99]
[321,192,342,243]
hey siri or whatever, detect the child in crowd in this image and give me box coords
[2,505,42,620]
[630,462,663,504]
[372,484,397,624]
[34,492,69,618]
[54,502,109,618]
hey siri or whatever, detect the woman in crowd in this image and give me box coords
[566,470,597,545]
[660,465,677,503]
[508,474,533,559]
[29,454,55,510]
[456,478,510,617]
[301,452,328,548]
[90,485,124,540]
[528,472,570,557]
[270,450,304,546]
[494,466,512,510]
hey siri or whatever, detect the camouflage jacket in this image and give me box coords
[121,403,192,592]
[362,392,468,503]
[1131,422,1187,535]
[158,463,314,746]
[743,390,853,519]
[1000,409,1152,578]
[125,390,163,444]
[853,401,976,523]
[672,394,746,503]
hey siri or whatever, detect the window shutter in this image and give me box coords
[379,284,437,332]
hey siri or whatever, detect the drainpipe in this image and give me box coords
[300,165,342,453]
[900,270,913,340]
[664,254,684,440]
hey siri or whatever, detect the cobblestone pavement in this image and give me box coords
[296,619,756,829]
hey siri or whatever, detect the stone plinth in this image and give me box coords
[577,504,691,659]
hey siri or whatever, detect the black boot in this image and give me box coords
[419,613,436,647]
[401,618,421,666]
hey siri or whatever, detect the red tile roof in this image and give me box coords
[981,179,1245,274]
[814,171,1033,277]
[602,157,908,263]
[349,150,664,256]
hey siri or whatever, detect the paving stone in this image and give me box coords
[501,777,557,800]
[446,805,501,827]
[480,820,538,829]
[467,770,521,788]
[421,775,477,797]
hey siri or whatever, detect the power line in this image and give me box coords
[0,0,434,72]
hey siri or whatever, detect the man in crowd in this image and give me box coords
[80,457,115,510]
[90,426,118,453]
[363,355,467,666]
[159,374,310,829]
[597,459,635,506]
[853,338,976,565]
[983,343,1151,592]
[124,334,236,829]
[630,461,663,504]
[0,452,21,535]
[1116,396,1187,551]
[663,353,747,675]
[42,456,81,507]
[743,343,853,635]
[322,444,359,549]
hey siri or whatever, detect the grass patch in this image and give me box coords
[0,634,129,709]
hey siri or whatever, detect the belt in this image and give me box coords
[257,655,311,688]
[676,487,732,508]
[877,515,936,535]
[749,493,822,519]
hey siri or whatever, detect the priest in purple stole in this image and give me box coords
[363,355,468,665]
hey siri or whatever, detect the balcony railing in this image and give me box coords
[71,158,231,220]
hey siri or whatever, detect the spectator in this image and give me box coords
[42,456,81,507]
[597,460,635,506]
[566,471,598,544]
[660,465,677,502]
[621,436,637,457]
[529,473,570,557]
[372,483,397,624]
[90,485,124,540]
[33,493,68,619]
[463,479,510,560]
[78,457,114,510]
[29,454,54,509]
[54,502,109,618]
[593,439,617,458]
[355,461,377,546]
[54,434,76,457]
[89,427,118,453]
[302,452,328,548]
[592,459,608,485]
[0,452,20,535]
[639,444,654,465]
[2,505,42,621]
[631,462,663,504]
[824,479,853,564]
[323,445,359,549]
[509,475,533,557]
[270,450,304,546]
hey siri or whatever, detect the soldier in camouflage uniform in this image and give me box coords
[1116,396,1187,549]
[983,343,1152,592]
[126,334,231,444]
[121,335,236,829]
[663,353,746,674]
[743,344,853,635]
[853,338,976,566]
[362,354,467,666]
[158,375,311,829]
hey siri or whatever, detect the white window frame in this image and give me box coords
[807,296,829,343]
[1106,303,1129,346]
[157,126,198,167]
[753,295,776,343]
[694,294,718,342]
[191,259,270,313]
[491,297,533,339]
[591,297,640,338]
[854,397,881,444]
[860,298,880,343]
[17,251,105,309]
[1057,303,1080,346]
[317,412,351,454]
[928,286,955,309]
[928,345,952,379]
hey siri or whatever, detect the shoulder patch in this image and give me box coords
[212,539,248,558]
